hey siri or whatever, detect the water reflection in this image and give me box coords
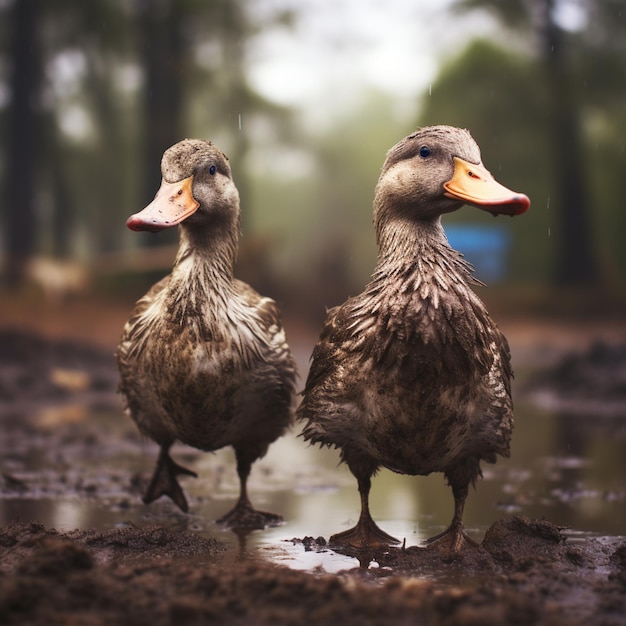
[1,398,625,573]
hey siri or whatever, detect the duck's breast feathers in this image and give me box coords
[116,276,298,445]
[299,294,514,464]
[299,274,514,422]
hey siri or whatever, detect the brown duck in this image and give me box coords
[117,139,297,528]
[297,125,529,551]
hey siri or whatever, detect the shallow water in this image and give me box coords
[1,391,625,573]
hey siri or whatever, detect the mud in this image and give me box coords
[0,517,625,625]
[1,328,626,625]
[526,340,626,416]
[0,329,119,419]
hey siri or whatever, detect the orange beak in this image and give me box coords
[126,175,200,232]
[443,157,530,216]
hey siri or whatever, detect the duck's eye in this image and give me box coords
[209,165,217,175]
[419,146,431,158]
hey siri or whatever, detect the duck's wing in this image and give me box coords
[116,275,170,390]
[496,326,513,392]
[301,304,345,396]
[233,279,298,390]
[233,279,281,327]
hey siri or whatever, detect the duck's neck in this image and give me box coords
[166,225,239,317]
[374,216,474,288]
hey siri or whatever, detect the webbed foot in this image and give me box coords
[216,499,283,530]
[330,516,399,549]
[143,447,197,512]
[424,522,478,553]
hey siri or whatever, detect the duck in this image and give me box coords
[297,125,530,552]
[116,139,297,529]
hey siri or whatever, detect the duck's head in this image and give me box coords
[126,139,238,234]
[374,125,529,232]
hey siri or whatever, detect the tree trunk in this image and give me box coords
[136,0,185,247]
[4,0,42,287]
[542,0,599,285]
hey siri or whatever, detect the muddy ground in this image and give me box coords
[1,320,626,625]
[1,517,624,626]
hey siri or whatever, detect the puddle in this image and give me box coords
[1,395,625,574]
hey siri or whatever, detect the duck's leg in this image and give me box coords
[424,477,478,553]
[330,470,399,549]
[216,446,282,530]
[143,443,197,513]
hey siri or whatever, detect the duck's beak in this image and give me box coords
[126,175,200,232]
[443,157,530,216]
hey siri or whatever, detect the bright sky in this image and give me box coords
[247,0,498,118]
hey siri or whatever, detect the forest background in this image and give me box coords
[1,0,625,323]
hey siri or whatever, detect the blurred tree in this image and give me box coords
[454,0,625,285]
[46,1,130,256]
[538,0,597,285]
[1,0,131,280]
[3,0,43,287]
[132,0,186,248]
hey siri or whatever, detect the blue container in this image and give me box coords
[445,224,511,282]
